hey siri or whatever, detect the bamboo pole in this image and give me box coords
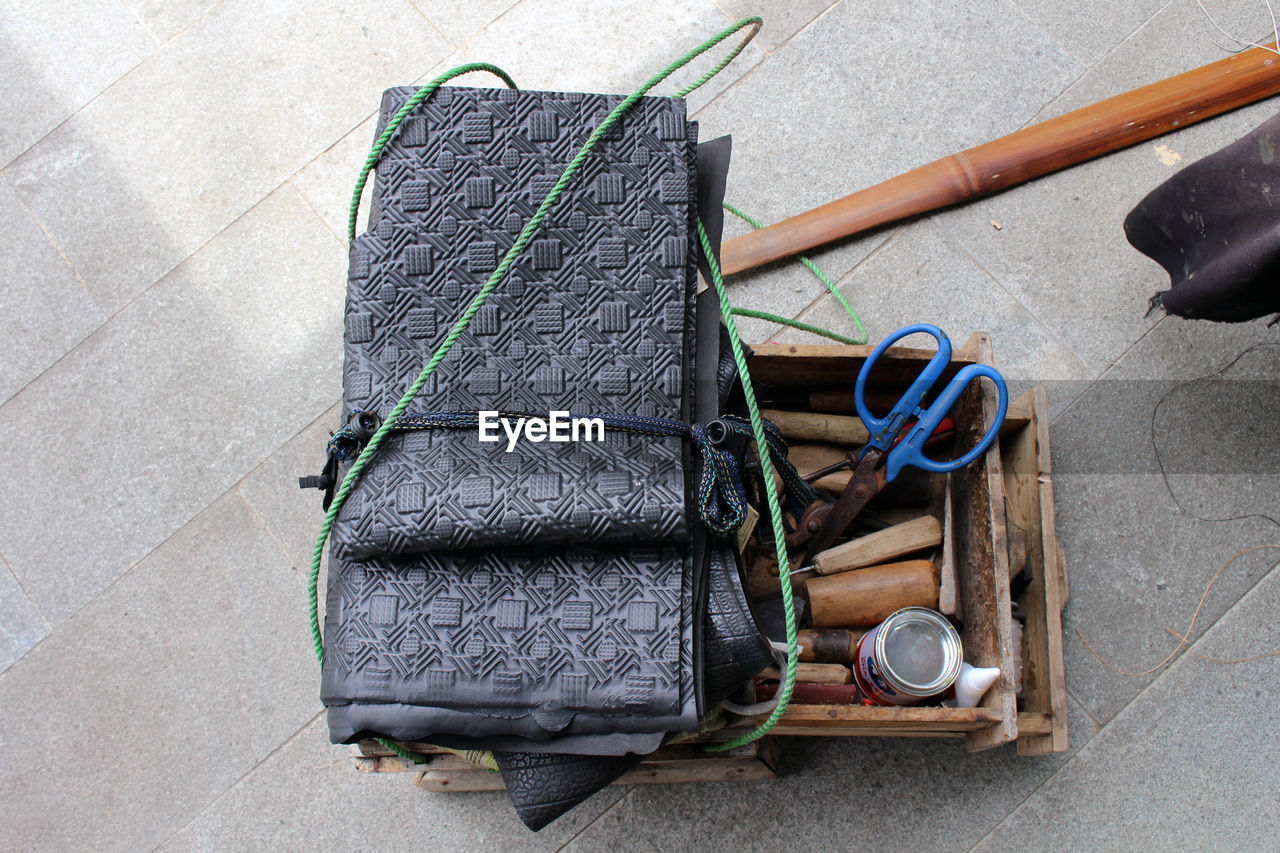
[721,44,1280,274]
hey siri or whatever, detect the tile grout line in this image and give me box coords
[0,407,339,656]
[290,178,352,248]
[556,788,635,851]
[0,180,340,413]
[927,216,1096,375]
[4,173,104,316]
[148,709,327,852]
[0,550,50,633]
[784,225,908,333]
[964,693,1094,853]
[970,557,1280,851]
[398,0,456,49]
[1042,315,1169,429]
[234,482,309,579]
[691,0,849,122]
[0,0,236,174]
[1072,548,1280,730]
[1016,0,1177,130]
[762,0,850,57]
[1064,685,1104,732]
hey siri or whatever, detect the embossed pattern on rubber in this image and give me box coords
[333,85,699,559]
[322,542,696,742]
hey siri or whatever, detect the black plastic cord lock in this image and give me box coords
[349,411,381,442]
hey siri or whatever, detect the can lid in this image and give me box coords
[875,607,963,696]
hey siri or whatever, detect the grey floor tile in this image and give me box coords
[0,490,318,852]
[116,0,220,43]
[405,0,520,46]
[0,0,154,168]
[0,178,105,405]
[694,0,1082,329]
[1010,0,1167,66]
[0,186,344,626]
[159,715,630,851]
[975,560,1280,851]
[936,0,1280,376]
[239,401,342,575]
[5,0,449,314]
[1049,317,1280,724]
[0,557,48,674]
[293,3,764,258]
[566,698,1093,853]
[291,114,380,243]
[415,0,760,118]
[717,0,840,52]
[783,221,1089,381]
[1041,0,1280,116]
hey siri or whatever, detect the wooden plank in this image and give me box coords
[1001,386,1069,756]
[411,744,777,792]
[811,517,943,575]
[953,333,1018,751]
[748,343,975,387]
[754,704,1004,730]
[938,472,960,617]
[761,408,869,445]
[1016,712,1054,737]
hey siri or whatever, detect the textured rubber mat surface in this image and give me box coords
[323,85,705,746]
[322,543,696,742]
[333,85,699,559]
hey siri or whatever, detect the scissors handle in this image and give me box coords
[854,323,953,448]
[854,323,1009,482]
[885,363,1009,481]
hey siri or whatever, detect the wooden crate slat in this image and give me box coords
[1002,385,1069,755]
[953,332,1018,751]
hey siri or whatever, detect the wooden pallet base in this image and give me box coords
[353,739,777,792]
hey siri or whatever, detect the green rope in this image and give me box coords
[310,17,764,768]
[697,220,798,751]
[348,62,518,242]
[730,307,863,345]
[723,202,868,345]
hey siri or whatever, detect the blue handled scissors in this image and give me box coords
[798,323,1008,563]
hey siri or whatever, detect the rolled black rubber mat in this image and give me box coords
[319,82,771,830]
[333,86,699,559]
[323,86,703,744]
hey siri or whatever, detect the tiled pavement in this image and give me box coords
[2,0,1278,849]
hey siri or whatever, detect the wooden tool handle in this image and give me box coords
[762,409,870,446]
[797,628,865,663]
[804,559,941,627]
[722,44,1280,274]
[759,662,853,684]
[812,516,943,575]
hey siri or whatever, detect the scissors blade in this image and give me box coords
[800,449,886,563]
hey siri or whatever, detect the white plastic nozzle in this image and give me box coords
[951,663,1001,708]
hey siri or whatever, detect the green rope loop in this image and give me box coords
[723,202,868,345]
[348,63,519,242]
[310,17,764,767]
[730,307,863,345]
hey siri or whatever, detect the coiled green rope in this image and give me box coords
[309,15,809,762]
[724,202,868,345]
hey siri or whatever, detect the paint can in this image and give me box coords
[853,607,963,706]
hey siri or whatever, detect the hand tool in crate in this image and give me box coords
[739,327,1011,716]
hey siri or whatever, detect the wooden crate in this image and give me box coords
[355,332,1068,788]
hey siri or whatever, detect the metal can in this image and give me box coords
[853,607,963,706]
